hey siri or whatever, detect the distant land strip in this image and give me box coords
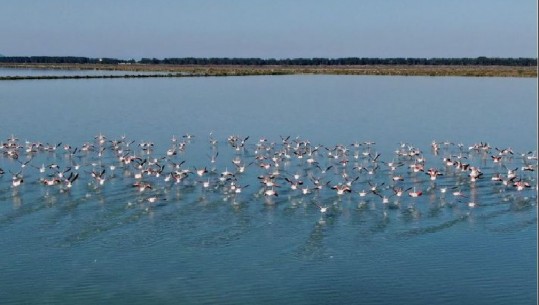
[1,56,536,78]
[0,56,536,66]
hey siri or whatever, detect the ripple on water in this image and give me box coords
[0,132,536,305]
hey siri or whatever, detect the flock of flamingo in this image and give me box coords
[1,133,536,213]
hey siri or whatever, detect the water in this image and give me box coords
[0,75,537,304]
[0,67,164,77]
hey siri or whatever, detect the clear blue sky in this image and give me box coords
[1,0,536,59]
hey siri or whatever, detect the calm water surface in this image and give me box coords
[0,75,537,304]
[0,67,164,77]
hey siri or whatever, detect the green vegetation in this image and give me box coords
[0,56,128,64]
[0,56,536,66]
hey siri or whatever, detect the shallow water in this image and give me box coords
[0,75,537,305]
[0,67,164,77]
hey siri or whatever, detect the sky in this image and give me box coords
[0,0,537,59]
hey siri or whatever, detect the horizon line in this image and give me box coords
[1,55,537,60]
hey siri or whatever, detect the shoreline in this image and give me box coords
[0,63,536,79]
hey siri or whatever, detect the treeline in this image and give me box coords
[0,56,536,66]
[0,56,134,65]
[149,57,537,66]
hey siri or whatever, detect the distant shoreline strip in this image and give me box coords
[1,68,536,80]
[0,74,189,81]
[0,56,536,66]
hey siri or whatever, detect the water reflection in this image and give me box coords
[296,213,339,260]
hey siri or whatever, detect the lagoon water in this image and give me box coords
[0,67,163,77]
[0,75,537,304]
